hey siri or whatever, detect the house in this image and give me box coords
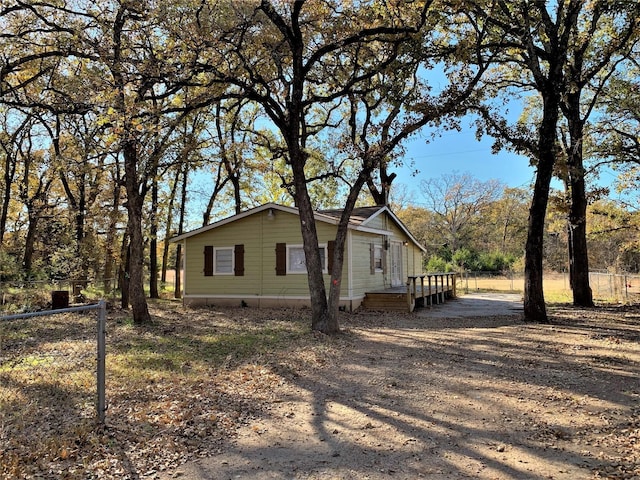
[170,203,427,311]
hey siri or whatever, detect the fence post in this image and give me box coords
[97,300,106,424]
[625,275,629,302]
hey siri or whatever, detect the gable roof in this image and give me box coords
[171,202,427,252]
[318,206,426,252]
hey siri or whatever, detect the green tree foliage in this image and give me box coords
[183,0,483,333]
[593,62,640,193]
[397,179,527,274]
[464,0,640,320]
[1,0,638,327]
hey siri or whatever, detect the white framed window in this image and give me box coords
[287,244,327,274]
[214,247,234,275]
[373,245,384,272]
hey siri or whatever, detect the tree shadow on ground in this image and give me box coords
[182,306,639,479]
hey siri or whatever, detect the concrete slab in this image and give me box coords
[415,292,523,319]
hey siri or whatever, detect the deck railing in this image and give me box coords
[406,272,458,312]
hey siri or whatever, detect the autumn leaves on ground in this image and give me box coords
[1,300,639,480]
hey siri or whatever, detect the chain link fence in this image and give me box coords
[589,272,640,303]
[0,302,106,475]
[459,271,640,304]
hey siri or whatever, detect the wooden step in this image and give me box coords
[361,292,409,311]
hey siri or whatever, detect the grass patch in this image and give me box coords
[0,303,319,479]
[460,272,639,305]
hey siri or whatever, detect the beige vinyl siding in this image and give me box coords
[182,207,421,304]
[260,210,308,295]
[185,209,349,298]
[349,218,425,297]
[350,231,387,296]
[261,211,346,296]
[406,243,424,276]
[184,215,263,296]
[363,212,386,230]
[384,221,424,278]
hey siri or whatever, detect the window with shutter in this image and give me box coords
[285,244,328,274]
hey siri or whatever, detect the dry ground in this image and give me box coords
[160,303,640,480]
[2,297,640,480]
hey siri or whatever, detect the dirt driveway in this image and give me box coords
[161,295,639,480]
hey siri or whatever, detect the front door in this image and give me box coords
[390,241,403,287]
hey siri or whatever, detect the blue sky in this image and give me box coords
[394,122,624,203]
[396,127,536,193]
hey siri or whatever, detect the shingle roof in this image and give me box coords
[171,203,425,252]
[318,206,383,225]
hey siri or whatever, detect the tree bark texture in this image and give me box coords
[524,91,561,323]
[149,175,159,299]
[123,140,151,324]
[565,94,594,307]
[174,164,188,299]
[567,153,594,306]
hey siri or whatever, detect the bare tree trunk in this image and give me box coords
[326,168,372,329]
[174,243,182,299]
[567,165,593,306]
[565,102,594,307]
[0,117,26,243]
[104,180,121,294]
[149,173,159,298]
[524,92,560,323]
[123,140,151,323]
[22,212,38,277]
[524,166,552,322]
[174,164,188,299]
[290,150,330,331]
[161,167,180,284]
[0,145,17,244]
[120,238,130,309]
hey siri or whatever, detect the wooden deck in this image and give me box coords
[362,273,458,312]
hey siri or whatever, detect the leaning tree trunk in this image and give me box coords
[326,168,372,330]
[295,177,331,332]
[289,143,331,332]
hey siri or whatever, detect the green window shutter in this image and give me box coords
[275,243,286,276]
[204,245,213,276]
[234,244,245,276]
[327,240,335,275]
